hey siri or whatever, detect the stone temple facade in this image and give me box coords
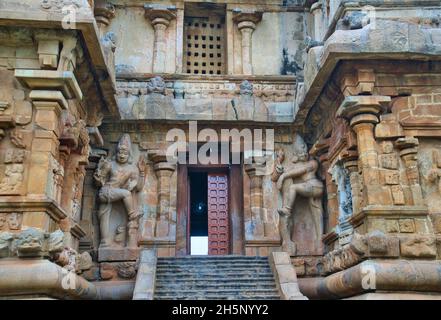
[1,0,441,300]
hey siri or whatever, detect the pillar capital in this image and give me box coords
[244,156,267,177]
[337,95,391,124]
[144,4,177,25]
[394,136,419,151]
[94,0,116,27]
[232,10,263,26]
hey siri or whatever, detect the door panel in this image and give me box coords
[207,173,229,255]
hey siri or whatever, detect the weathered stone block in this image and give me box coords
[400,235,437,258]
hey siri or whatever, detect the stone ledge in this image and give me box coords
[0,196,67,222]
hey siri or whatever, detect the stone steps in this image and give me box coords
[153,256,281,300]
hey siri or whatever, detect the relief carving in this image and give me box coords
[272,135,324,255]
[0,164,24,193]
[329,163,353,235]
[0,212,23,231]
[147,76,166,95]
[93,134,146,248]
[11,129,26,149]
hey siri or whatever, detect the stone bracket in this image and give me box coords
[15,69,82,101]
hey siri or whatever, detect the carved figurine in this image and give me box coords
[93,134,146,248]
[272,142,324,255]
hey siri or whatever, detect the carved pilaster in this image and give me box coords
[148,151,176,238]
[337,95,390,207]
[13,70,82,236]
[245,157,268,238]
[395,137,424,206]
[144,4,177,74]
[232,10,263,75]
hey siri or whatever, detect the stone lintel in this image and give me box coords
[15,70,82,101]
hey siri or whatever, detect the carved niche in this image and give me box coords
[93,134,146,249]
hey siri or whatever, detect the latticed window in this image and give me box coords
[183,4,226,75]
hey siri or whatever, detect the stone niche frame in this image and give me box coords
[176,163,244,256]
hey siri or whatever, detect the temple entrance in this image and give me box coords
[177,164,243,256]
[188,171,229,255]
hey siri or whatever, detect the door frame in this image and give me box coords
[176,164,244,256]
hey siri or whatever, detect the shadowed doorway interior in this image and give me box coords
[189,172,208,255]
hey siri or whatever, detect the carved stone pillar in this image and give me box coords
[14,70,83,234]
[94,0,115,37]
[149,151,176,238]
[395,137,424,205]
[245,158,268,238]
[144,5,177,74]
[26,91,66,231]
[233,10,263,75]
[337,95,390,206]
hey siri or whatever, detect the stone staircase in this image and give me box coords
[153,256,281,300]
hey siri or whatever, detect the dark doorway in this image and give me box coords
[189,172,208,254]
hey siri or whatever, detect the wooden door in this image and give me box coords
[207,173,229,255]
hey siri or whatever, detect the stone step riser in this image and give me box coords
[155,285,277,292]
[155,291,280,296]
[153,256,280,300]
[155,274,274,279]
[156,279,276,284]
[156,269,273,273]
[155,297,280,300]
